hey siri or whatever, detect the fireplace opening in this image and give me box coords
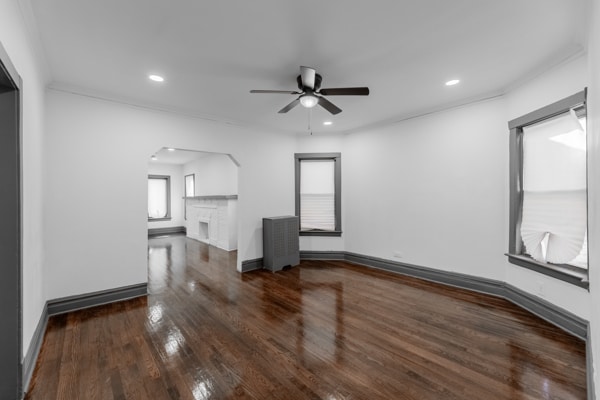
[199,220,209,242]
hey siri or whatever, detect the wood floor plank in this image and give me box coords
[25,234,587,399]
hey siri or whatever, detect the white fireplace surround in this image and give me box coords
[188,204,216,245]
[185,196,237,251]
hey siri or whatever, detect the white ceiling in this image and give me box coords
[30,0,589,134]
[151,148,213,165]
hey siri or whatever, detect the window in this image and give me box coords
[185,174,195,197]
[184,174,194,221]
[148,175,171,220]
[295,153,341,236]
[507,90,588,288]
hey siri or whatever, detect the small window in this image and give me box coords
[184,174,195,221]
[148,175,171,220]
[507,90,588,288]
[185,174,195,197]
[295,153,341,236]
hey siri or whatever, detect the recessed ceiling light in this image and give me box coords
[167,148,175,151]
[151,155,157,160]
[323,121,333,126]
[149,74,164,82]
[445,79,460,86]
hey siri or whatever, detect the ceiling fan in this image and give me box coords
[250,66,369,115]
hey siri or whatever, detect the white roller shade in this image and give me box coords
[521,111,587,267]
[300,160,335,231]
[521,190,586,264]
[148,178,168,218]
[523,111,586,191]
[185,175,195,197]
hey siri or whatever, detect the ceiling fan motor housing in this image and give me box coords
[297,73,322,91]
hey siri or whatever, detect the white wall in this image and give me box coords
[340,55,591,320]
[228,200,238,250]
[0,0,49,358]
[183,153,238,196]
[44,89,297,299]
[147,163,184,229]
[343,98,508,281]
[506,55,588,121]
[588,0,600,396]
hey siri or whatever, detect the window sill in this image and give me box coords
[148,217,172,222]
[299,230,342,237]
[506,254,589,290]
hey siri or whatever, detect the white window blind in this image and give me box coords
[185,175,195,197]
[148,178,168,218]
[300,159,335,231]
[521,111,587,267]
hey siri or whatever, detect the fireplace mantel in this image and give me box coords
[183,195,238,200]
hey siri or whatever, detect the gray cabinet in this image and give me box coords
[263,216,300,272]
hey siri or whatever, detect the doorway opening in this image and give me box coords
[0,43,22,399]
[147,147,240,264]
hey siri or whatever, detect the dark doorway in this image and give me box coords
[0,43,22,399]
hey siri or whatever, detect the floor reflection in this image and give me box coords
[140,234,588,399]
[147,302,164,328]
[508,340,582,399]
[260,266,345,366]
[192,380,213,400]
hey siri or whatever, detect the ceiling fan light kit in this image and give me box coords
[299,94,318,108]
[250,66,369,116]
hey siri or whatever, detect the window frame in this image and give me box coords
[507,89,588,288]
[148,174,171,221]
[185,174,195,197]
[184,173,195,221]
[295,153,342,236]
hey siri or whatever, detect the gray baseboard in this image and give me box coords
[304,250,506,298]
[22,305,48,395]
[47,283,148,316]
[344,251,507,298]
[300,250,587,340]
[148,226,186,237]
[304,250,594,395]
[23,282,147,395]
[503,284,587,340]
[347,252,587,340]
[241,258,264,272]
[299,251,345,260]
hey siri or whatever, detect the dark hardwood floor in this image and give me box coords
[25,234,587,399]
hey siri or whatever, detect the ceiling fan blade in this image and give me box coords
[318,96,342,115]
[250,90,300,94]
[300,66,316,89]
[278,98,301,113]
[319,87,370,96]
